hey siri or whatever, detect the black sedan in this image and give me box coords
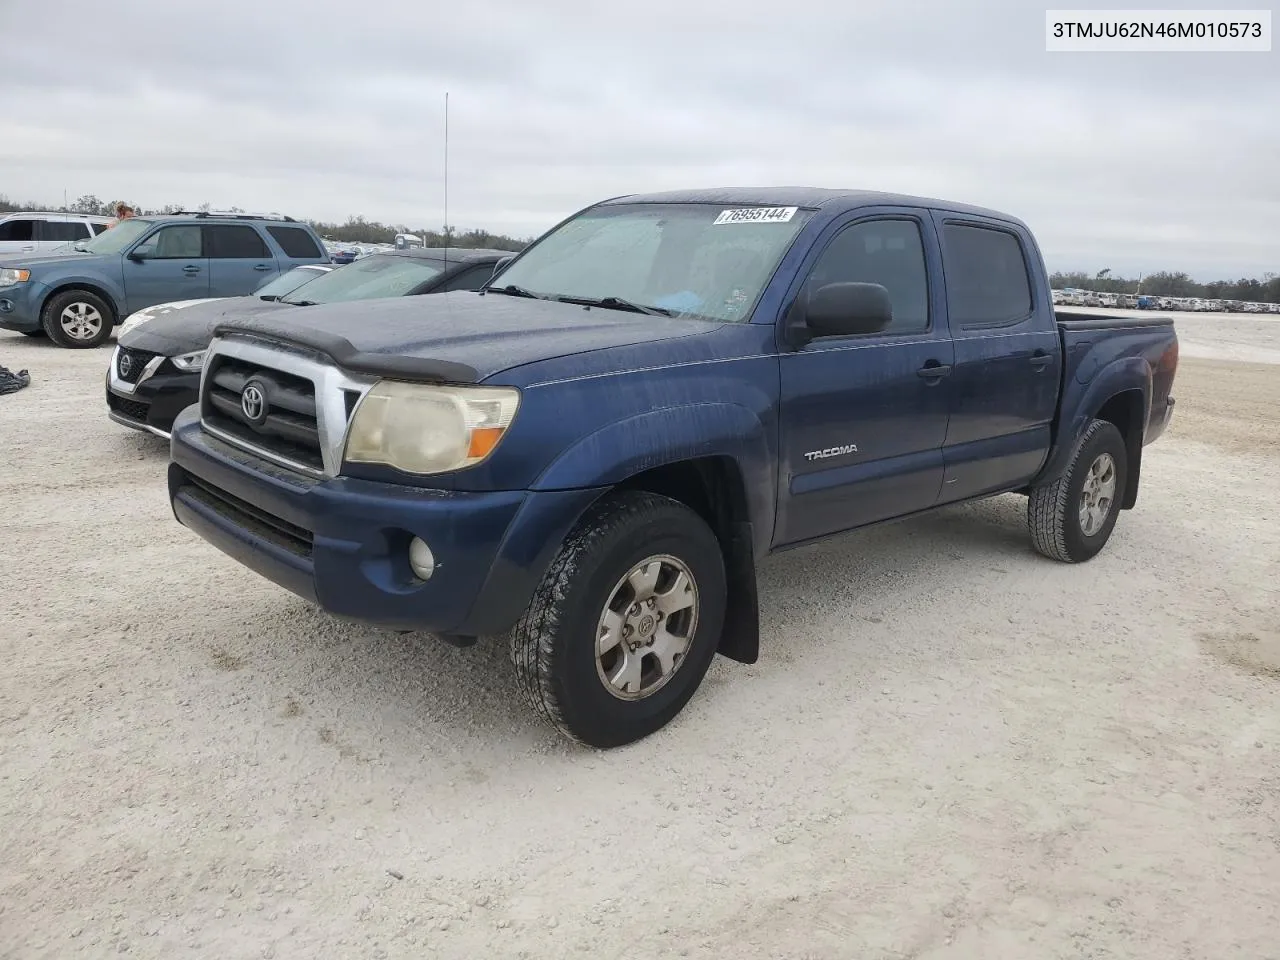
[105,247,513,438]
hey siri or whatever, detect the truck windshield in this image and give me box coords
[491,202,814,322]
[281,254,442,305]
[79,218,153,255]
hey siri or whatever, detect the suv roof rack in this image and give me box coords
[168,211,298,222]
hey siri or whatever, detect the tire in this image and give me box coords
[1028,418,1128,563]
[41,289,114,348]
[510,491,727,748]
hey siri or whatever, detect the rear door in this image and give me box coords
[775,210,953,546]
[205,224,279,296]
[122,223,210,312]
[931,214,1061,503]
[0,216,38,255]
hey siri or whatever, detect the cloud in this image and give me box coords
[1,0,1275,277]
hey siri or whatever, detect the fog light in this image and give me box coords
[408,537,435,580]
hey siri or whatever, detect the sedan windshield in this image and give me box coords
[281,254,442,305]
[255,266,329,300]
[489,202,813,322]
[79,218,153,255]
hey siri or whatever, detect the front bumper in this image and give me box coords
[0,280,45,332]
[104,347,200,439]
[168,409,604,635]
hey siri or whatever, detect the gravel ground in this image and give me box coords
[1,326,1278,960]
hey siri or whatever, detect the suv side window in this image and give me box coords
[803,218,930,334]
[0,218,36,242]
[437,263,497,292]
[266,225,323,259]
[149,225,204,258]
[940,223,1033,327]
[39,220,92,242]
[206,224,270,259]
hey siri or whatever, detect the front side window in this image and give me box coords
[254,266,327,299]
[281,254,442,305]
[492,202,814,322]
[802,218,930,334]
[941,223,1033,327]
[0,218,36,242]
[148,225,204,259]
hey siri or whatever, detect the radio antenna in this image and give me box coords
[443,91,449,268]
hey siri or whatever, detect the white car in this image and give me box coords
[0,212,112,256]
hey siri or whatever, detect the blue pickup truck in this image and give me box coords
[0,212,329,348]
[166,187,1178,747]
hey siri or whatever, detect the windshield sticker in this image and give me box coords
[713,207,798,226]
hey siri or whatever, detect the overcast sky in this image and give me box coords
[2,0,1276,279]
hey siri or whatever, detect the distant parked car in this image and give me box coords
[0,212,112,257]
[106,247,509,438]
[0,211,330,348]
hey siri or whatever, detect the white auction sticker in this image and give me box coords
[712,207,798,225]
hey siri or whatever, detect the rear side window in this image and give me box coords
[40,220,92,242]
[205,225,270,259]
[267,225,323,259]
[941,223,1033,327]
[91,222,111,235]
[0,218,35,242]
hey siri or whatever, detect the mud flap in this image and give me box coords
[716,520,759,664]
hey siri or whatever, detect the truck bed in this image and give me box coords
[1054,310,1176,331]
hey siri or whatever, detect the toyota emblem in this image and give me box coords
[240,380,267,423]
[118,353,133,377]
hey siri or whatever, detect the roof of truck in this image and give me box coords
[602,187,1025,226]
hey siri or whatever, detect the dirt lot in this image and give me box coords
[1,331,1277,959]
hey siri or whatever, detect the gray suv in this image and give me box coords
[0,211,330,348]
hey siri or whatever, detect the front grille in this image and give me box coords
[201,355,324,472]
[179,473,314,558]
[116,347,158,384]
[107,393,150,422]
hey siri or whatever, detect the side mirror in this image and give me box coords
[804,282,893,338]
[128,243,156,262]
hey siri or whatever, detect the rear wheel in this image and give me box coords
[41,289,114,348]
[1028,418,1128,562]
[510,491,727,748]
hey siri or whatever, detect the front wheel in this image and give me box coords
[1028,418,1128,562]
[510,491,727,748]
[41,289,114,348]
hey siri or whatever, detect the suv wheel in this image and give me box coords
[42,290,114,348]
[510,491,727,748]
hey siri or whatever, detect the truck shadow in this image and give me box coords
[189,492,1037,764]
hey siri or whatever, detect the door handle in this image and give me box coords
[1030,351,1053,370]
[183,265,201,274]
[253,264,271,271]
[917,361,952,380]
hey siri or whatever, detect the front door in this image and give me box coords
[123,223,209,312]
[775,213,953,546]
[205,224,278,297]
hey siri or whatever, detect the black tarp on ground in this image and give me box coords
[0,363,31,395]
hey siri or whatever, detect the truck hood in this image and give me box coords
[120,296,284,355]
[213,291,724,383]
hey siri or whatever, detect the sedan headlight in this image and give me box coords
[0,268,30,287]
[170,349,206,372]
[344,381,520,475]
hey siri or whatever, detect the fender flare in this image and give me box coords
[41,279,125,324]
[1036,357,1151,490]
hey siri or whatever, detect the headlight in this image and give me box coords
[0,268,30,287]
[170,349,206,372]
[344,381,520,475]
